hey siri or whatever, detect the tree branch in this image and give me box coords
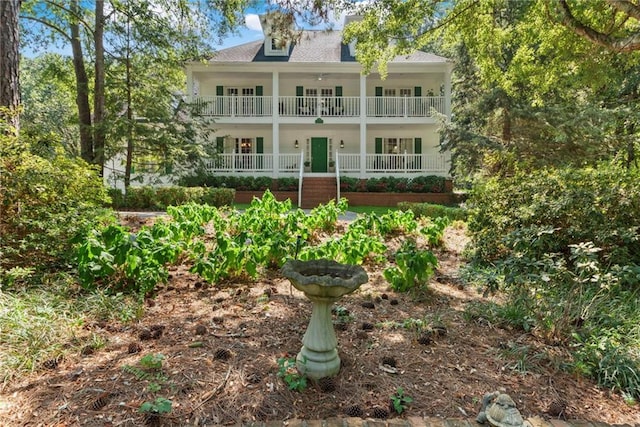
[19,14,71,42]
[43,0,96,37]
[556,0,640,52]
[606,0,640,21]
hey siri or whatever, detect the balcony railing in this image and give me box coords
[366,96,445,117]
[278,96,360,117]
[192,95,445,118]
[193,95,273,117]
[204,152,448,175]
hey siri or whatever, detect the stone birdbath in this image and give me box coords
[281,259,368,379]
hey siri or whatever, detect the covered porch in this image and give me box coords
[203,151,450,178]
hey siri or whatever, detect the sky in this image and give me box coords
[21,6,346,58]
[214,9,345,51]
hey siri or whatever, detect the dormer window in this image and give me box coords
[271,37,284,51]
[266,35,289,56]
[260,12,292,57]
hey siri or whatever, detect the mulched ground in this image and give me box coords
[0,220,638,426]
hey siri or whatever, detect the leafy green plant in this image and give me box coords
[390,387,413,414]
[383,240,438,292]
[122,353,167,382]
[139,353,164,370]
[277,356,308,391]
[139,397,172,415]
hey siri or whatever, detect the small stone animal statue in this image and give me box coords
[476,391,531,427]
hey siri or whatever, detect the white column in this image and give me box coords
[444,65,452,121]
[185,68,194,102]
[359,73,367,178]
[272,71,280,178]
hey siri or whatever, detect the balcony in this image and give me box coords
[192,95,446,119]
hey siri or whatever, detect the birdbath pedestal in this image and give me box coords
[281,259,368,379]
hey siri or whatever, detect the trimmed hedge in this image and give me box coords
[341,176,447,193]
[398,202,467,221]
[180,174,447,194]
[178,174,298,192]
[110,186,235,210]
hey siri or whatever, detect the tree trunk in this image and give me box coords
[0,0,21,134]
[93,0,105,175]
[124,12,133,189]
[70,0,94,163]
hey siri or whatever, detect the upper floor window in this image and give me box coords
[271,37,285,51]
[266,36,289,56]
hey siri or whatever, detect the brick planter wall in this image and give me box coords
[341,192,457,206]
[234,190,457,207]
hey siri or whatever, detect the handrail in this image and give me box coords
[298,150,304,208]
[335,150,340,201]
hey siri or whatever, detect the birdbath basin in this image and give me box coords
[281,259,368,379]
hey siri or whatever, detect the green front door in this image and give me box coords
[311,137,328,172]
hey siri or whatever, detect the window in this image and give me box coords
[400,88,412,97]
[271,38,284,51]
[384,88,396,97]
[235,138,254,169]
[384,137,414,154]
[236,138,253,154]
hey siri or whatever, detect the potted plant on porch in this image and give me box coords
[304,160,311,172]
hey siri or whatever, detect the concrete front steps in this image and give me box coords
[300,177,337,209]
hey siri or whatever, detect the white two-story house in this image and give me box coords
[186,13,452,183]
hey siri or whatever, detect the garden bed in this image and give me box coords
[0,221,637,426]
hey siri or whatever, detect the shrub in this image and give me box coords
[117,186,235,210]
[467,165,640,266]
[464,163,640,399]
[275,177,299,191]
[340,177,360,192]
[200,188,235,207]
[398,202,467,221]
[0,134,111,271]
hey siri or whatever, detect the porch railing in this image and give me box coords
[340,153,449,174]
[193,95,273,117]
[192,95,445,118]
[204,152,448,175]
[278,96,360,117]
[204,152,273,173]
[366,96,445,117]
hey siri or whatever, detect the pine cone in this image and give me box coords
[318,377,336,393]
[547,398,567,417]
[381,356,397,367]
[361,322,374,331]
[194,324,207,335]
[418,333,432,345]
[372,406,389,419]
[214,348,232,360]
[128,342,142,354]
[42,358,59,370]
[389,299,399,305]
[361,301,375,309]
[344,404,364,417]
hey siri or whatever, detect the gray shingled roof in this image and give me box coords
[209,30,448,64]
